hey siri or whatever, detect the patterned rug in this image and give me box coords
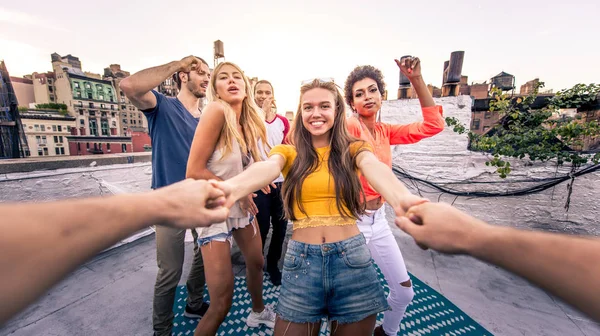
[172,267,491,336]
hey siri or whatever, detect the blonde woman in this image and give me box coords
[186,62,275,335]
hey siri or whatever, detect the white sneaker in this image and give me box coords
[246,304,276,328]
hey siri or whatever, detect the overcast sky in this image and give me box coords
[1,0,598,112]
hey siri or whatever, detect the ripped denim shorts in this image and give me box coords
[196,215,254,246]
[275,233,389,324]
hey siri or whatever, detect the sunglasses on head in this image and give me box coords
[300,77,335,85]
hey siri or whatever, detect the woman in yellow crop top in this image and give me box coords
[216,79,426,336]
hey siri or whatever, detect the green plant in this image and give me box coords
[35,103,68,110]
[446,82,600,178]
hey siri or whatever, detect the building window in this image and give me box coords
[122,144,127,152]
[86,143,90,149]
[101,104,106,109]
[483,126,490,131]
[41,136,47,144]
[59,136,64,143]
[80,119,85,125]
[25,150,30,157]
[111,105,115,110]
[55,147,60,155]
[89,111,96,116]
[122,119,127,124]
[99,95,104,100]
[89,119,98,136]
[52,125,57,132]
[99,143,103,151]
[43,148,48,156]
[36,135,41,144]
[112,121,116,127]
[58,125,62,132]
[101,120,109,136]
[76,91,82,98]
[101,112,107,117]
[85,83,91,89]
[111,112,116,117]
[472,119,480,130]
[54,135,58,143]
[74,82,80,89]
[60,147,65,155]
[107,143,111,151]
[67,126,71,132]
[38,149,43,156]
[484,111,492,119]
[40,125,45,131]
[35,125,39,131]
[77,143,81,151]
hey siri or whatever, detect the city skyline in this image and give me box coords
[1,0,598,113]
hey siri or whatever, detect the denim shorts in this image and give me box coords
[275,233,389,324]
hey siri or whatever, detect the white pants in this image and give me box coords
[357,205,414,335]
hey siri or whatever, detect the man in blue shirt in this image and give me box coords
[120,56,211,336]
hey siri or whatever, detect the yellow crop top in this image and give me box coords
[268,141,372,230]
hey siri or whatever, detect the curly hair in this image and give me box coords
[343,65,386,110]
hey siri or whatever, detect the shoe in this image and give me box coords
[183,302,209,319]
[246,304,276,328]
[267,267,282,286]
[374,325,392,336]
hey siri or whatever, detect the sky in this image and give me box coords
[1,0,598,113]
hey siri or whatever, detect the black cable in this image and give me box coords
[392,163,600,198]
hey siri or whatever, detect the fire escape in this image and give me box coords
[0,60,28,159]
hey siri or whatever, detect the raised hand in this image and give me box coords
[395,56,422,80]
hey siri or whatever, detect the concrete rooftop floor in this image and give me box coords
[1,207,599,336]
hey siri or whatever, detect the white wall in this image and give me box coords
[383,96,600,236]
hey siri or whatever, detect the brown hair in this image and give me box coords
[282,79,368,220]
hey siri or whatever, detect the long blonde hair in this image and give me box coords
[206,62,268,162]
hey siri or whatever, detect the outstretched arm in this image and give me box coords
[356,150,427,215]
[219,155,285,206]
[0,179,229,324]
[396,202,600,322]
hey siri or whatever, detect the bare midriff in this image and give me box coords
[291,224,361,244]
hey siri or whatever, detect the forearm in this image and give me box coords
[186,168,222,181]
[361,158,412,208]
[470,226,600,321]
[0,194,163,323]
[121,60,181,97]
[229,161,281,200]
[411,76,435,108]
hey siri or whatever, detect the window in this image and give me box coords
[86,143,90,149]
[99,95,104,100]
[89,103,94,108]
[58,125,62,132]
[74,82,80,89]
[122,144,127,152]
[60,147,65,155]
[122,119,128,124]
[101,120,109,136]
[52,125,57,132]
[111,112,116,117]
[41,136,47,144]
[40,125,46,131]
[43,148,48,156]
[35,125,39,131]
[79,110,84,116]
[59,136,64,143]
[80,119,85,125]
[54,136,58,143]
[101,112,107,117]
[38,149,43,156]
[36,135,41,144]
[112,121,116,127]
[77,143,81,151]
[89,111,96,116]
[101,104,106,109]
[76,91,82,98]
[55,148,60,155]
[99,143,103,151]
[85,83,91,89]
[25,150,30,157]
[483,126,490,131]
[111,105,115,110]
[472,119,480,130]
[88,93,93,99]
[67,126,71,132]
[484,111,492,119]
[89,119,98,136]
[107,143,111,151]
